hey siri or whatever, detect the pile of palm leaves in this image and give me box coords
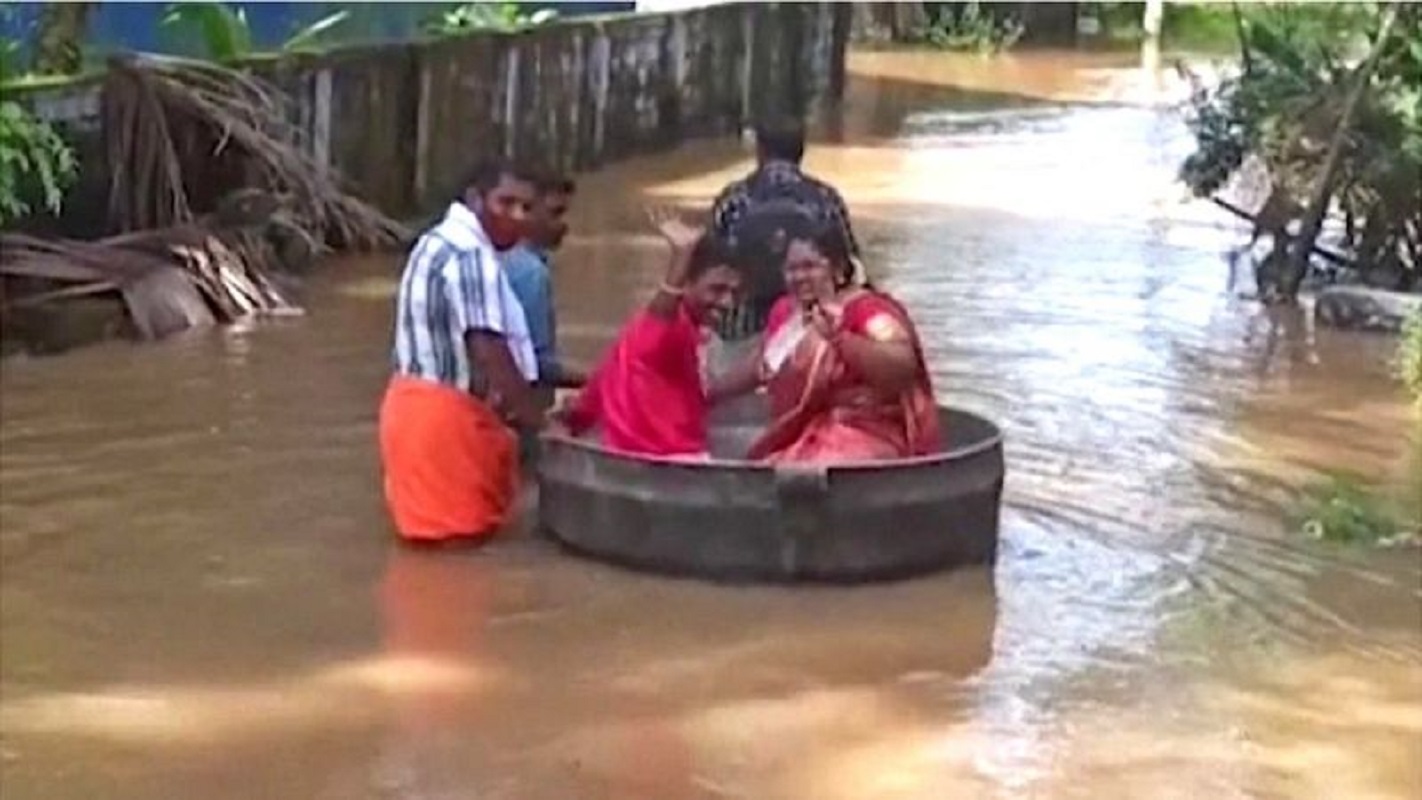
[1,216,301,342]
[101,52,405,245]
[1,53,408,346]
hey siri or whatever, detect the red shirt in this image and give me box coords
[565,304,707,456]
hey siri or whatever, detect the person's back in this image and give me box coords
[710,116,861,341]
[562,215,742,458]
[503,243,555,375]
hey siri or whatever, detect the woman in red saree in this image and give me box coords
[728,219,942,463]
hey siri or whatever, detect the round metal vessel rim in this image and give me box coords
[536,404,1006,584]
[539,405,1005,469]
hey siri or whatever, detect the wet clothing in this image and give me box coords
[748,291,941,463]
[380,203,535,542]
[505,243,571,472]
[390,202,538,392]
[564,303,709,458]
[379,376,520,541]
[503,243,568,386]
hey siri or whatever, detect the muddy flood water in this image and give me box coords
[2,51,1419,799]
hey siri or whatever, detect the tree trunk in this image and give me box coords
[1141,0,1165,72]
[891,2,930,38]
[1015,2,1080,46]
[867,2,928,41]
[1230,1,1253,75]
[849,3,882,43]
[32,2,95,75]
[869,3,899,37]
[1283,3,1400,300]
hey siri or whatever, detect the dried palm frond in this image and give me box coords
[101,53,409,249]
[6,54,408,349]
[1,223,301,341]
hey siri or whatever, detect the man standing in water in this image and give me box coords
[378,160,544,545]
[504,169,587,392]
[504,169,587,467]
[709,114,862,342]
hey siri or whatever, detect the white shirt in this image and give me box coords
[391,202,539,390]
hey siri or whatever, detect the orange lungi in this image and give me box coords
[378,374,518,543]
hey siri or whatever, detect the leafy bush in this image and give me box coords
[0,37,20,83]
[0,3,29,82]
[1294,472,1418,547]
[423,3,559,37]
[1179,4,1421,297]
[160,2,350,63]
[1398,307,1422,404]
[913,2,1024,54]
[0,101,78,226]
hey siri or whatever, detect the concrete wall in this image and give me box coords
[19,2,849,222]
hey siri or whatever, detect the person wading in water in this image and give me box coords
[709,114,863,343]
[378,160,544,545]
[503,168,588,470]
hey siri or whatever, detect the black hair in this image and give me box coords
[753,115,806,164]
[688,233,738,280]
[454,158,536,201]
[530,167,576,197]
[781,214,857,288]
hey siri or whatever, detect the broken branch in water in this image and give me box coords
[1,222,302,341]
[1209,195,1355,270]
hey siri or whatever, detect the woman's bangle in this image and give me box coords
[657,281,686,297]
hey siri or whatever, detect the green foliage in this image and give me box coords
[1159,3,1238,51]
[1,3,28,80]
[0,101,79,227]
[1179,3,1422,295]
[1082,2,1374,50]
[161,2,254,62]
[1398,307,1422,404]
[280,9,352,54]
[912,2,1023,54]
[423,3,559,37]
[1294,472,1419,547]
[0,35,20,82]
[159,2,350,63]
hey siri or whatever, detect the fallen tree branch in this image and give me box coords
[1,221,302,341]
[1285,3,1401,295]
[1209,195,1356,269]
[5,281,119,309]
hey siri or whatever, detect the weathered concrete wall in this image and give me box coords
[19,3,848,221]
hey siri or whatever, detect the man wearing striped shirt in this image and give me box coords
[378,160,543,545]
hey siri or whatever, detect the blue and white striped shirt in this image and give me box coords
[391,202,539,391]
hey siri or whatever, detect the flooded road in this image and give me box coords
[3,50,1419,799]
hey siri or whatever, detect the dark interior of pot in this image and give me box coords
[705,392,771,459]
